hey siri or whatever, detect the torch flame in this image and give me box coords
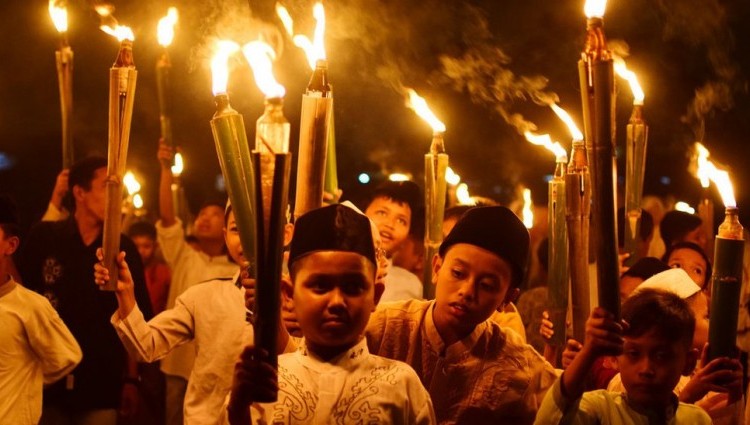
[210,40,240,96]
[388,173,410,182]
[157,7,178,47]
[171,152,184,177]
[242,41,286,99]
[48,0,68,33]
[406,89,446,134]
[445,167,461,186]
[694,143,736,207]
[522,188,534,229]
[675,201,696,215]
[276,3,294,36]
[123,171,141,195]
[584,0,607,18]
[456,183,475,206]
[133,194,144,209]
[524,131,568,162]
[97,6,134,41]
[550,103,584,142]
[613,56,644,105]
[277,2,326,70]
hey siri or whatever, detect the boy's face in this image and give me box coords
[365,196,411,257]
[195,205,225,241]
[618,329,694,410]
[667,248,708,288]
[131,235,156,264]
[432,243,514,341]
[74,167,108,222]
[292,251,381,353]
[688,292,709,350]
[223,212,246,265]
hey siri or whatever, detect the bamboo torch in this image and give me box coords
[49,0,74,168]
[156,8,178,152]
[578,0,620,319]
[243,41,292,383]
[99,19,137,291]
[405,89,448,300]
[615,57,648,268]
[695,143,716,261]
[525,132,569,358]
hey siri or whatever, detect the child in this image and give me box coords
[94,203,252,425]
[127,221,171,314]
[662,241,712,290]
[0,194,82,424]
[365,206,558,424]
[535,289,713,424]
[227,204,435,424]
[660,210,706,251]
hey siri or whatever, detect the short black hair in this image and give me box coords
[621,257,669,280]
[0,194,20,238]
[127,221,157,240]
[660,211,702,248]
[368,181,422,227]
[617,207,654,248]
[69,156,108,192]
[662,241,712,285]
[622,288,695,349]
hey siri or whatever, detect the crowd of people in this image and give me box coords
[2,142,750,425]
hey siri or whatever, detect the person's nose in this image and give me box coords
[327,287,347,312]
[457,279,476,302]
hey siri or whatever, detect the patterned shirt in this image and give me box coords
[365,299,558,424]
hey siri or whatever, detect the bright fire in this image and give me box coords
[388,173,410,182]
[97,7,134,41]
[242,41,286,99]
[171,153,184,177]
[445,167,460,186]
[694,142,736,207]
[584,0,607,19]
[133,194,144,209]
[276,2,326,70]
[48,0,68,33]
[456,183,475,206]
[522,189,534,229]
[210,40,240,96]
[157,7,178,47]
[524,131,568,162]
[613,56,644,105]
[550,103,584,142]
[675,201,696,215]
[406,89,446,134]
[123,171,141,195]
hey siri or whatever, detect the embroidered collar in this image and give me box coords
[425,300,487,360]
[296,337,370,373]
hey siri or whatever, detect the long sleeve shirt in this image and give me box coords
[365,299,558,424]
[111,274,252,425]
[0,278,82,425]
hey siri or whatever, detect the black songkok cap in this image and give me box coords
[289,204,376,269]
[660,210,702,247]
[0,194,19,225]
[439,206,529,287]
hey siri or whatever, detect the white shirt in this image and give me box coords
[0,278,81,425]
[156,219,238,379]
[111,274,251,425]
[246,338,435,425]
[380,259,423,303]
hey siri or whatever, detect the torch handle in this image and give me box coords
[55,48,75,169]
[294,96,332,219]
[707,237,745,361]
[101,179,123,291]
[547,178,569,348]
[423,152,449,300]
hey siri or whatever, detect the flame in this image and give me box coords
[388,173,410,182]
[171,153,184,177]
[524,131,568,162]
[406,89,446,133]
[694,142,736,207]
[675,201,696,215]
[550,103,584,142]
[276,4,294,36]
[210,40,240,96]
[456,183,475,206]
[48,0,68,33]
[133,193,144,209]
[242,41,286,99]
[522,189,534,229]
[445,167,461,186]
[157,7,178,47]
[97,6,134,41]
[123,171,141,195]
[277,2,326,70]
[584,0,607,18]
[613,56,644,105]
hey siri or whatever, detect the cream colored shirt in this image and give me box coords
[111,274,252,425]
[381,259,423,303]
[366,299,558,424]
[0,278,81,425]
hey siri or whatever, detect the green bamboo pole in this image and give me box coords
[548,160,569,350]
[423,133,448,300]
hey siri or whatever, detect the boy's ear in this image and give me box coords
[1,235,19,256]
[281,276,294,309]
[682,347,700,376]
[431,254,442,286]
[283,223,294,247]
[71,185,85,202]
[373,282,385,310]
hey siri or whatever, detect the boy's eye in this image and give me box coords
[450,268,465,279]
[479,280,500,292]
[396,218,408,227]
[342,281,366,296]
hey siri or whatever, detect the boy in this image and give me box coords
[365,206,558,424]
[127,221,171,314]
[535,289,712,424]
[364,180,423,302]
[660,210,705,251]
[94,203,252,425]
[227,204,435,424]
[0,194,82,425]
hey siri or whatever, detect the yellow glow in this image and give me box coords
[123,171,141,195]
[276,3,294,36]
[522,189,534,229]
[694,142,736,207]
[157,7,178,47]
[171,153,184,177]
[675,202,696,215]
[456,183,475,206]
[445,167,461,186]
[279,2,326,70]
[613,56,644,105]
[524,131,568,162]
[242,41,286,99]
[406,89,446,133]
[388,173,410,182]
[210,40,240,96]
[133,194,144,209]
[48,0,68,33]
[100,24,134,42]
[584,0,607,18]
[550,103,584,142]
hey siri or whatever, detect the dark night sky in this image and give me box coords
[1,0,749,232]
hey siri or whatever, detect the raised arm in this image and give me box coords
[158,140,177,227]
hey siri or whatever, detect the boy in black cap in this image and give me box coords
[365,206,558,424]
[227,204,434,424]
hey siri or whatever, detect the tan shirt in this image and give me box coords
[365,299,558,424]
